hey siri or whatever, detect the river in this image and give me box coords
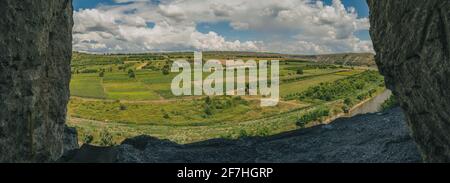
[345,89,393,117]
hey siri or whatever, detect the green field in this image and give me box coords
[68,52,385,145]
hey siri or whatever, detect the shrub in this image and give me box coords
[296,119,307,128]
[238,129,249,137]
[380,95,399,111]
[296,107,330,127]
[255,127,270,137]
[163,113,170,119]
[205,96,212,105]
[162,63,170,75]
[344,98,352,106]
[357,93,369,101]
[119,103,127,111]
[204,105,213,116]
[79,68,98,73]
[342,105,350,113]
[99,129,115,146]
[368,89,377,97]
[128,69,136,78]
[82,133,94,144]
[296,68,304,75]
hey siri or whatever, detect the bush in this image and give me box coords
[128,69,136,78]
[255,127,270,137]
[119,103,127,111]
[342,105,350,113]
[99,129,115,146]
[205,96,212,105]
[380,95,399,111]
[204,105,213,116]
[162,65,170,75]
[99,71,104,77]
[296,68,304,75]
[368,89,377,97]
[79,68,98,73]
[296,119,307,128]
[82,133,94,144]
[344,98,352,106]
[238,129,249,137]
[296,107,330,127]
[357,93,369,101]
[163,113,170,119]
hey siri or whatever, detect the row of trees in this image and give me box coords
[297,71,384,101]
[98,62,169,79]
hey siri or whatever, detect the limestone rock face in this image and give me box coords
[0,0,73,162]
[368,0,450,162]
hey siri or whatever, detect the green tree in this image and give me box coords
[162,63,170,75]
[296,68,304,75]
[204,105,213,116]
[128,69,136,78]
[205,96,212,105]
[99,70,104,77]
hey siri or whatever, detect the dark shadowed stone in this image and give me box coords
[368,0,450,162]
[67,144,119,163]
[0,0,73,162]
[122,135,180,150]
[63,126,79,154]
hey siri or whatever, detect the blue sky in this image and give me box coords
[72,0,373,54]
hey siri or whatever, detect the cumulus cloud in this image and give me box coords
[113,0,151,3]
[73,0,373,54]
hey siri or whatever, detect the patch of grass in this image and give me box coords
[68,96,298,127]
[70,74,106,99]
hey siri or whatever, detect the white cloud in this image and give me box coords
[73,0,373,54]
[113,0,151,3]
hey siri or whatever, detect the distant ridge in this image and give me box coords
[72,51,376,67]
[288,53,376,67]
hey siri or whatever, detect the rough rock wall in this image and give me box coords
[368,0,450,162]
[0,0,73,162]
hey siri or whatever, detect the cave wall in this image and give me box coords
[0,0,73,162]
[368,0,450,162]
